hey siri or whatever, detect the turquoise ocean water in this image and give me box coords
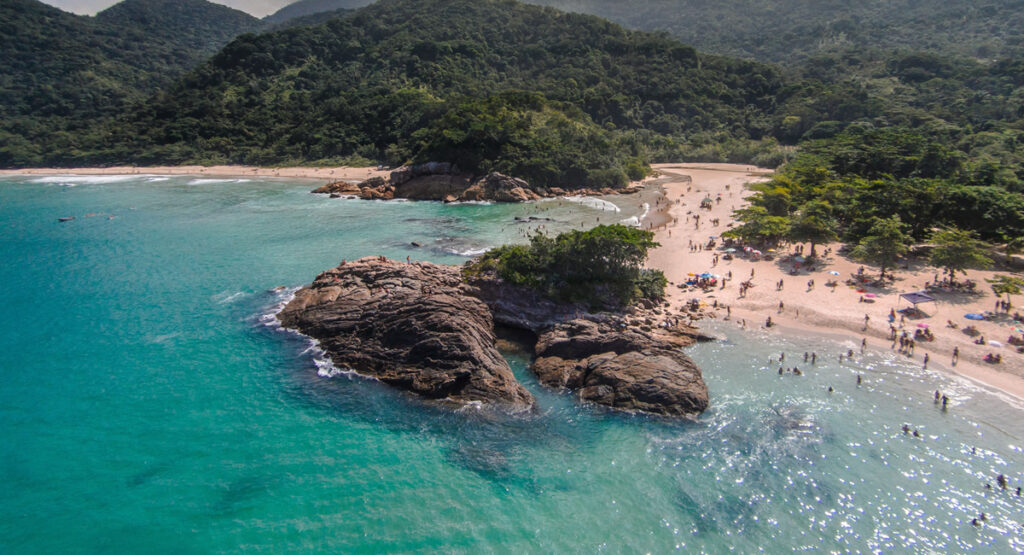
[1,175,1023,553]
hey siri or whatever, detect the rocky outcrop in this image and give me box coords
[312,163,642,202]
[279,258,709,418]
[529,318,708,416]
[277,258,535,412]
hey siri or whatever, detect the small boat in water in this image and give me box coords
[58,216,74,222]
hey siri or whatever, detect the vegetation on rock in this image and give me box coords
[468,225,664,308]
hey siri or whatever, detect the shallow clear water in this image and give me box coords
[1,175,1022,553]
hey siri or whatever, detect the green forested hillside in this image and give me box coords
[96,0,263,53]
[263,0,371,24]
[0,0,263,166]
[51,0,803,187]
[531,0,1024,64]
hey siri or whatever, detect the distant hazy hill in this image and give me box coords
[529,0,1024,63]
[65,0,793,182]
[0,0,263,165]
[263,0,372,24]
[96,0,263,54]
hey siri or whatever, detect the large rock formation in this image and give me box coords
[312,163,641,202]
[531,319,708,416]
[279,258,709,417]
[277,258,535,411]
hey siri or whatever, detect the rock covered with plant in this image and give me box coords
[312,163,643,202]
[279,225,709,417]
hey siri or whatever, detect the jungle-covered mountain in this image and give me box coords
[95,0,263,54]
[263,0,371,24]
[532,0,1024,65]
[0,0,263,164]
[43,0,802,187]
[259,0,1024,64]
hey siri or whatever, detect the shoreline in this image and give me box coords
[10,162,1024,402]
[645,163,1024,403]
[0,165,387,182]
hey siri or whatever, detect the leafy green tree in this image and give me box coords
[929,227,992,284]
[851,216,912,280]
[1004,236,1024,264]
[471,225,660,308]
[724,206,791,247]
[986,275,1024,308]
[788,200,838,257]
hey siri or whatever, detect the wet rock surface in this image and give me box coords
[531,318,709,416]
[279,258,709,417]
[278,258,535,411]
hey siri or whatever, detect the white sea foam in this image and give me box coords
[255,286,362,380]
[561,195,621,212]
[187,178,252,185]
[30,175,138,185]
[146,177,170,182]
[449,247,491,257]
[620,202,649,227]
[213,291,249,304]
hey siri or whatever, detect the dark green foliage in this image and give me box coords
[0,0,263,167]
[530,0,1024,65]
[734,124,1024,247]
[850,216,913,279]
[20,0,794,179]
[470,225,661,308]
[929,227,993,281]
[263,0,371,25]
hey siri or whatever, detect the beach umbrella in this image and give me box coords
[965,313,985,321]
[767,249,777,252]
[752,250,762,255]
[793,256,806,262]
[917,323,929,328]
[989,340,1003,347]
[864,293,877,298]
[829,271,840,275]
[724,248,737,252]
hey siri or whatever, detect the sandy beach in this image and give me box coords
[9,162,1024,400]
[644,163,1024,401]
[0,165,385,182]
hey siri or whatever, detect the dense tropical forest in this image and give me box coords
[0,0,263,166]
[533,0,1024,65]
[2,0,1023,224]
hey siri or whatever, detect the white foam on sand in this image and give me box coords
[561,195,621,212]
[620,202,650,227]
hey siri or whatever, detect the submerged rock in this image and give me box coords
[278,258,535,412]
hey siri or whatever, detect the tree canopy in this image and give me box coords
[468,224,662,308]
[929,228,993,283]
[850,216,913,279]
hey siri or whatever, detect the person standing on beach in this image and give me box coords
[952,346,959,364]
[923,353,929,369]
